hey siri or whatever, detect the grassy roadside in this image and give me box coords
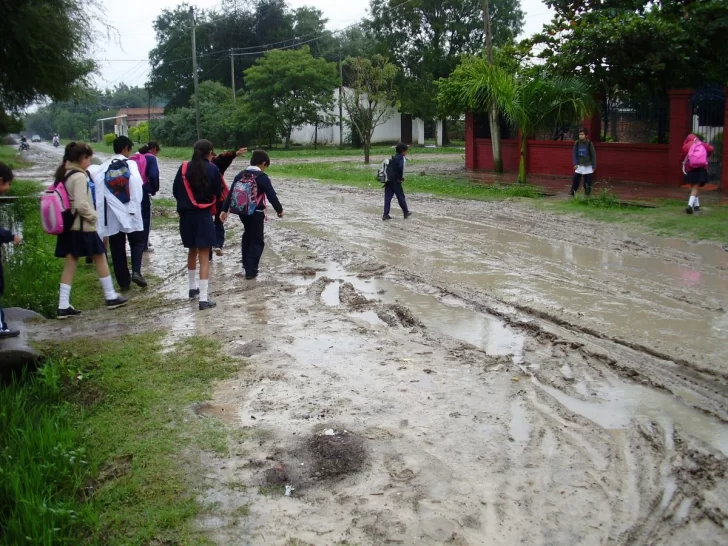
[0,145,32,170]
[269,162,540,200]
[1,333,241,544]
[539,193,728,243]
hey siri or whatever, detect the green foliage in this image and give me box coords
[129,122,150,144]
[0,333,240,544]
[0,145,31,170]
[530,0,728,96]
[243,47,338,149]
[342,55,399,163]
[103,133,115,146]
[0,0,96,117]
[369,0,525,120]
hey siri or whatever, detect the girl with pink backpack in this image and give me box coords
[51,142,128,318]
[681,134,714,214]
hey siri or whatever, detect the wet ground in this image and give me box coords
[16,146,728,545]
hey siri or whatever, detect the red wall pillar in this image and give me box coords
[722,88,728,190]
[465,111,475,169]
[667,89,693,186]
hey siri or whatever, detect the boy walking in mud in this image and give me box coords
[570,128,597,197]
[383,143,412,220]
[0,162,23,338]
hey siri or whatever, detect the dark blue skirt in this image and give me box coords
[179,212,216,249]
[685,168,709,187]
[55,230,106,258]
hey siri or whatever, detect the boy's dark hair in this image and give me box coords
[250,150,271,167]
[147,141,160,153]
[138,144,150,154]
[580,128,589,136]
[54,142,94,180]
[113,136,134,154]
[0,161,14,183]
[395,142,409,154]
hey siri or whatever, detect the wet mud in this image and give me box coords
[15,150,728,545]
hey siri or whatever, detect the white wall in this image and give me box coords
[288,87,423,146]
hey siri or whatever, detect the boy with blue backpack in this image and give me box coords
[220,150,283,280]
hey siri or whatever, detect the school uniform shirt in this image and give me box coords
[144,154,160,195]
[92,154,144,238]
[392,153,406,182]
[65,164,98,232]
[573,140,596,175]
[172,159,224,215]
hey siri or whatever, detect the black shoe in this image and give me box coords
[199,300,217,311]
[693,205,701,213]
[57,306,82,320]
[132,272,147,288]
[382,215,392,221]
[214,246,224,256]
[106,296,129,309]
[245,274,257,280]
[404,212,412,219]
[685,206,694,215]
[0,328,20,338]
[189,288,200,299]
[569,191,575,197]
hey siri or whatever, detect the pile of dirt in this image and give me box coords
[376,303,425,328]
[307,427,366,479]
[339,282,370,307]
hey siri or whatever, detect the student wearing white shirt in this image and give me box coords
[91,136,147,291]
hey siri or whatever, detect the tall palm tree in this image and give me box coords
[441,60,595,183]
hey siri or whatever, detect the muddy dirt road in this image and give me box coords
[17,147,728,545]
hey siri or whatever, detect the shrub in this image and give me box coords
[103,133,115,146]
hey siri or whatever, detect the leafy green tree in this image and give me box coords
[440,57,594,182]
[243,47,338,148]
[342,55,399,163]
[0,0,97,122]
[369,0,524,122]
[529,0,728,97]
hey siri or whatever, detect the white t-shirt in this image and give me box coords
[575,165,594,175]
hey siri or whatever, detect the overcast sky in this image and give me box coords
[92,0,553,89]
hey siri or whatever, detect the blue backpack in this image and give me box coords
[229,171,263,216]
[104,159,131,204]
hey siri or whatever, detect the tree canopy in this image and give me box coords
[529,0,728,97]
[369,0,525,120]
[0,0,97,126]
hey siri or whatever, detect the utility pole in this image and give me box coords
[147,85,152,140]
[338,44,344,150]
[230,49,236,107]
[190,6,201,140]
[482,0,502,173]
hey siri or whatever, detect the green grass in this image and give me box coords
[269,162,540,201]
[543,193,728,243]
[0,187,148,318]
[0,334,241,545]
[0,145,32,170]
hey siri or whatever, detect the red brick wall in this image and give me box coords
[473,138,670,185]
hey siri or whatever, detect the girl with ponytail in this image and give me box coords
[172,139,225,310]
[54,142,128,318]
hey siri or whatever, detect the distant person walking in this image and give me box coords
[681,134,714,214]
[0,162,23,337]
[53,142,128,318]
[173,139,225,310]
[383,142,412,221]
[129,141,161,252]
[221,150,283,280]
[570,128,597,197]
[93,136,147,290]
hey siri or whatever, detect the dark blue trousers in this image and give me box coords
[241,212,265,277]
[384,182,409,216]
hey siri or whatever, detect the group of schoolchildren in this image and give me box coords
[0,130,714,337]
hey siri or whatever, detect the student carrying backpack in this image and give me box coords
[382,143,412,220]
[172,139,225,310]
[681,134,714,214]
[129,142,161,252]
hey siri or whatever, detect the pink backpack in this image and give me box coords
[40,171,79,235]
[128,153,149,184]
[686,139,708,169]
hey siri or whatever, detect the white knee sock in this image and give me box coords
[688,196,696,207]
[59,283,71,310]
[188,269,198,290]
[695,197,700,207]
[199,279,209,302]
[99,276,118,300]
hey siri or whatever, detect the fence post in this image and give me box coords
[722,87,728,190]
[465,111,475,169]
[667,89,693,186]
